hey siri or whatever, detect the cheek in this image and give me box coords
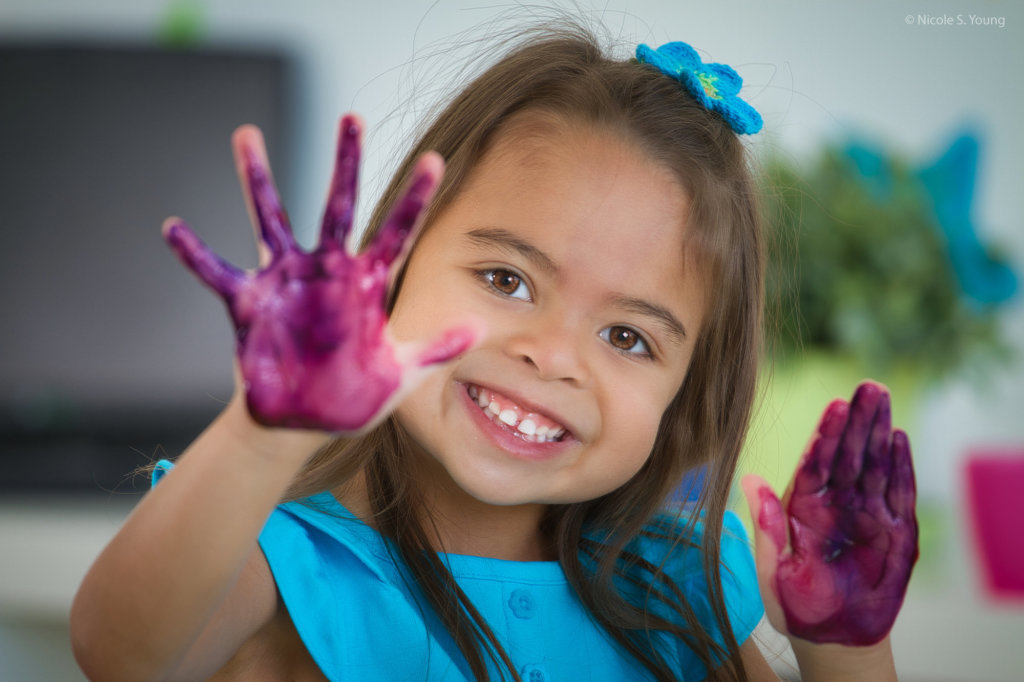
[603,385,674,474]
[630,410,666,466]
[394,371,450,455]
[387,287,423,343]
[395,395,427,443]
[389,268,460,341]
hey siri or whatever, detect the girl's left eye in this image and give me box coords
[600,325,653,358]
[480,268,532,301]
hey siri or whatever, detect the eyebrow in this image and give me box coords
[611,295,688,344]
[465,226,687,344]
[465,227,559,276]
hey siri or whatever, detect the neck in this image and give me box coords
[421,483,555,562]
[335,460,556,563]
[415,438,557,562]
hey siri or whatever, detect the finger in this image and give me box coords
[350,323,479,439]
[886,429,917,520]
[363,151,443,269]
[830,381,884,487]
[163,217,244,298]
[392,322,480,373]
[740,474,789,633]
[413,325,479,368]
[318,114,362,250]
[793,399,849,495]
[232,125,296,263]
[861,389,893,501]
[742,474,787,557]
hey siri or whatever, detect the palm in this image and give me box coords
[163,115,472,432]
[749,381,918,646]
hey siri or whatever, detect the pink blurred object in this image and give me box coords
[965,451,1024,600]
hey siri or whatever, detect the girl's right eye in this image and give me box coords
[480,268,532,301]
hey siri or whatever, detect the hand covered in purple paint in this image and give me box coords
[163,115,474,432]
[741,381,918,646]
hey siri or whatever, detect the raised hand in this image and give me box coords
[742,381,918,646]
[162,115,475,432]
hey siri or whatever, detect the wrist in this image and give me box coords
[219,394,334,466]
[789,635,897,682]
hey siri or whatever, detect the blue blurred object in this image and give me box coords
[842,132,1018,306]
[845,142,894,201]
[671,466,707,504]
[917,132,1018,305]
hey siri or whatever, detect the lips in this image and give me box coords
[466,384,569,443]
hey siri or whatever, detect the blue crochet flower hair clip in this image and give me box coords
[636,41,762,135]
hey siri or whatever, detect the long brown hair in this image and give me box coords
[288,24,763,682]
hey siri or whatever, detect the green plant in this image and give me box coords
[761,144,1006,378]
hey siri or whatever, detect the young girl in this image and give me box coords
[70,26,917,681]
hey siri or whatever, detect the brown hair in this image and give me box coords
[287,24,763,682]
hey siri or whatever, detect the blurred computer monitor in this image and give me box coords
[0,44,293,494]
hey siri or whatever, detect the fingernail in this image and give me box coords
[757,487,786,552]
[854,380,884,405]
[821,400,848,437]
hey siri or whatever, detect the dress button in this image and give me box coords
[508,589,536,619]
[520,663,548,682]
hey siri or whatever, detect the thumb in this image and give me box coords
[389,322,481,401]
[741,473,789,634]
[412,324,478,368]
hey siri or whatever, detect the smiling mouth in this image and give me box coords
[466,384,568,443]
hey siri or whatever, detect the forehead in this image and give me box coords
[421,113,705,326]
[460,115,691,263]
[480,111,681,193]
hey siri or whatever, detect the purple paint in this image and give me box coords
[756,381,919,646]
[164,114,473,431]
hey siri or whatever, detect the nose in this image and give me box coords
[505,309,590,386]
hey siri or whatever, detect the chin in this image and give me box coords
[448,464,621,508]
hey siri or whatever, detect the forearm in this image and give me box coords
[791,636,897,682]
[70,398,327,679]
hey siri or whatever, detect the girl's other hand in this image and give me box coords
[741,381,918,648]
[162,114,475,433]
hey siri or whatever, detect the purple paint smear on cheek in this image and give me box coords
[164,115,473,432]
[758,382,919,646]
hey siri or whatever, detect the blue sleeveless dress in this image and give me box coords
[153,460,763,681]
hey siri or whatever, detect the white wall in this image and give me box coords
[2,1,1022,680]
[5,0,1020,251]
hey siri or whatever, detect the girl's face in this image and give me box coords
[390,115,704,509]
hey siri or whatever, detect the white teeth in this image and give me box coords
[468,384,567,443]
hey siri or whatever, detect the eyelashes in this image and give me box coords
[475,267,655,360]
[479,268,531,301]
[599,326,652,358]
